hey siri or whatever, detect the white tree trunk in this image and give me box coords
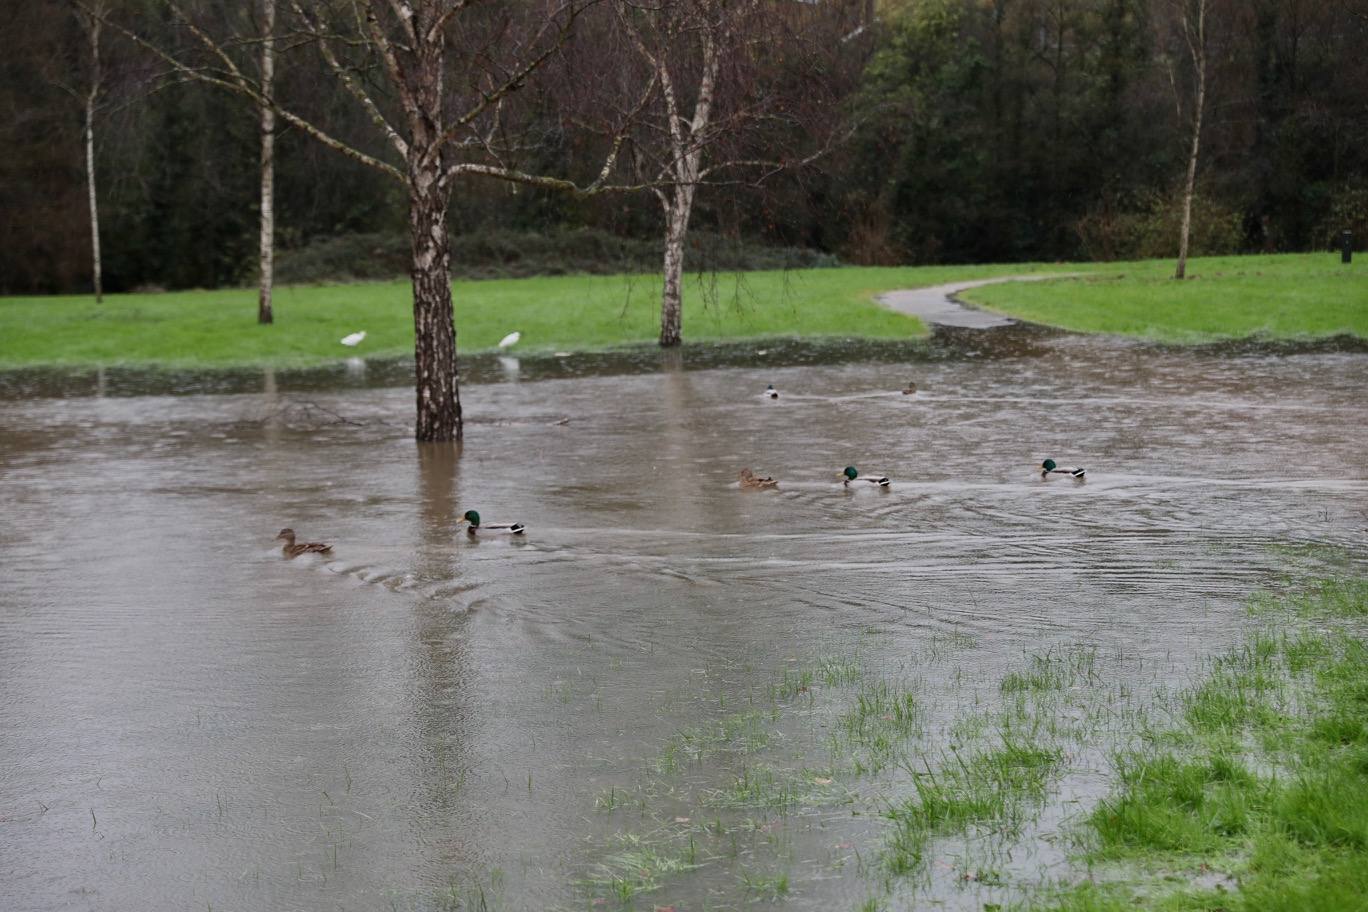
[82,6,103,303]
[258,0,276,324]
[1175,0,1206,281]
[659,191,694,348]
[84,91,102,304]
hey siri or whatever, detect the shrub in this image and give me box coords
[1076,190,1244,262]
[274,226,840,285]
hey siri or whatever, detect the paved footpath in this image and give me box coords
[877,274,1078,329]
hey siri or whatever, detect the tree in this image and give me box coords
[608,0,858,347]
[72,0,110,302]
[113,0,640,442]
[1169,0,1208,279]
[257,0,275,324]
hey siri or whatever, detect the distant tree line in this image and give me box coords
[1,0,1366,299]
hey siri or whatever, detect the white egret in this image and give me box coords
[340,331,366,347]
[498,331,521,349]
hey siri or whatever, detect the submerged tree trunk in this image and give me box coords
[409,165,461,442]
[1175,0,1207,281]
[257,0,275,324]
[81,5,103,303]
[659,191,694,348]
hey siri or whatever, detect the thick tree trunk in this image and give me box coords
[84,92,102,304]
[1175,0,1207,281]
[659,186,696,348]
[257,0,275,324]
[409,170,461,442]
[659,202,689,348]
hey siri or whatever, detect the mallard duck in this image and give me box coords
[765,384,779,399]
[1040,459,1086,479]
[275,528,333,557]
[843,466,890,487]
[739,468,778,490]
[901,382,918,395]
[458,510,526,535]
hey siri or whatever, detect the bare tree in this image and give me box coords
[111,0,641,442]
[608,0,858,347]
[1170,0,1208,280]
[257,0,275,324]
[76,0,109,303]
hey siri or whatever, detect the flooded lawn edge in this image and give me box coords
[1020,575,1368,912]
[558,569,1368,912]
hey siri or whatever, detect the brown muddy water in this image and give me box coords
[1,327,1366,912]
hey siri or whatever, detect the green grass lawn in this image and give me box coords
[0,253,1361,369]
[963,253,1367,343]
[0,264,1049,369]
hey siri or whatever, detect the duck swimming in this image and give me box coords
[458,510,526,535]
[739,468,779,490]
[275,528,332,557]
[843,466,890,487]
[901,382,917,395]
[1040,459,1086,479]
[765,384,779,399]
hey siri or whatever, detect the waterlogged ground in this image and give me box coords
[1,326,1366,912]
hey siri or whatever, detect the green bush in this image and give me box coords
[1076,191,1244,262]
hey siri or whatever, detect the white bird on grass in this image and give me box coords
[340,331,367,347]
[498,331,521,349]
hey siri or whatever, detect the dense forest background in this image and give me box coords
[2,0,1366,296]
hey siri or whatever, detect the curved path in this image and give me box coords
[877,273,1078,329]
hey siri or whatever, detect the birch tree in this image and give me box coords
[257,0,275,324]
[1172,0,1207,280]
[75,0,110,303]
[113,0,641,442]
[609,0,857,347]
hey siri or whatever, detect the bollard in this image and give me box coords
[1342,230,1354,264]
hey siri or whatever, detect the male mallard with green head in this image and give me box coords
[458,510,526,535]
[843,466,890,487]
[275,528,332,557]
[739,468,778,490]
[1040,459,1086,479]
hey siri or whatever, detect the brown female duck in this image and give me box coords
[275,528,333,557]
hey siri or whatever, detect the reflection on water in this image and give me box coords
[1,325,1366,911]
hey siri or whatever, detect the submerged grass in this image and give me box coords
[580,833,703,904]
[884,738,1064,877]
[1027,574,1368,911]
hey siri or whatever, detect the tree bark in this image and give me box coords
[257,0,275,324]
[408,168,461,442]
[659,191,693,348]
[1175,0,1207,280]
[82,6,103,304]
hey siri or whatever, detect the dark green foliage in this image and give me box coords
[273,228,840,285]
[3,0,1368,293]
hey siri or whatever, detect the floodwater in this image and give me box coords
[2,323,1366,912]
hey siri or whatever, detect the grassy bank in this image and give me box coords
[0,264,1048,369]
[0,253,1360,369]
[963,253,1366,343]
